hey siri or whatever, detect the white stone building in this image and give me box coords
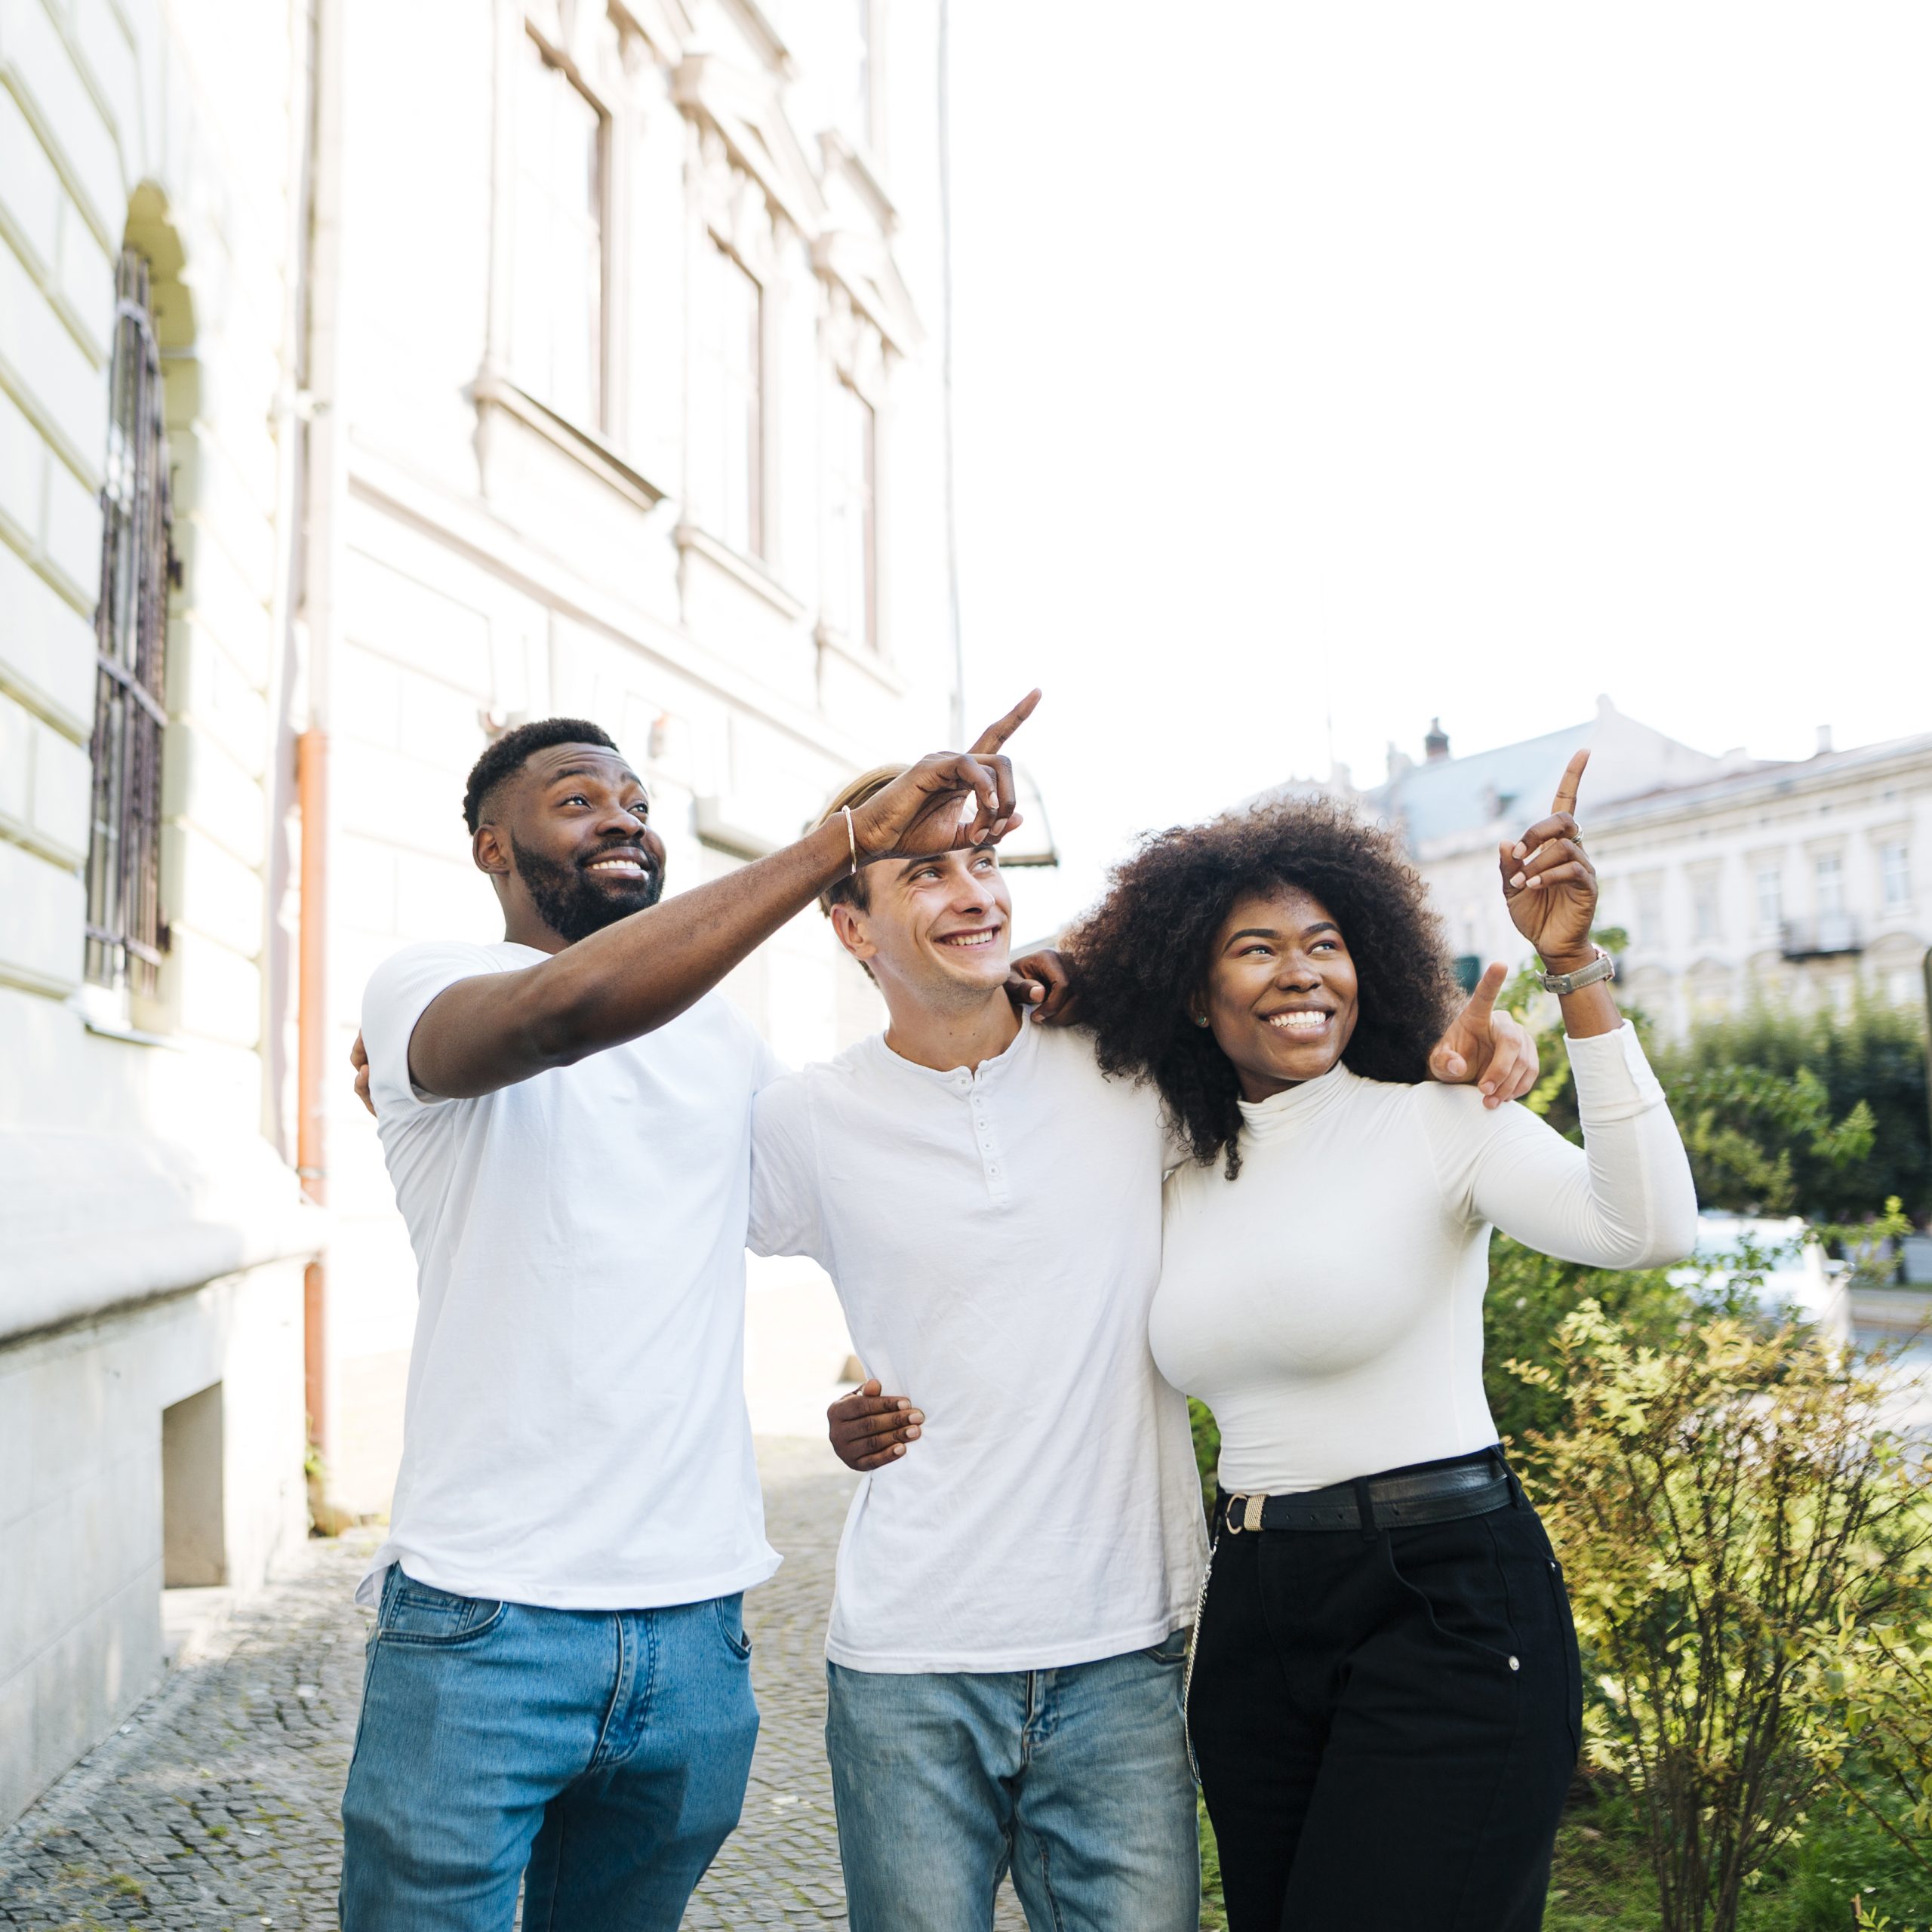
[0,0,318,1830]
[312,0,959,1511]
[1273,702,1932,1037]
[2,0,964,1826]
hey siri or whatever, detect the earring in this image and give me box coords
[1192,1011,1211,1029]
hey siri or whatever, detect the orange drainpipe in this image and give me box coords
[297,726,328,1456]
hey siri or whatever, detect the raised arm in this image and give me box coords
[411,694,1038,1099]
[1446,748,1696,1266]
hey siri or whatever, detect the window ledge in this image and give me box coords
[814,620,903,696]
[82,1013,186,1051]
[473,371,668,513]
[675,523,805,620]
[0,810,82,870]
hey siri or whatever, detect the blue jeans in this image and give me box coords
[825,1633,1200,1932]
[339,1567,758,1931]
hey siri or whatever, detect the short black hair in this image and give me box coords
[462,717,620,833]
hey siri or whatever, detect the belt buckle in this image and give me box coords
[1223,1494,1265,1536]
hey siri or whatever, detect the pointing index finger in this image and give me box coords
[1551,747,1589,818]
[968,688,1041,756]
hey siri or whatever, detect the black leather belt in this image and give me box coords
[1215,1454,1517,1536]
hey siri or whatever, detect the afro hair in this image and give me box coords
[1064,795,1461,1177]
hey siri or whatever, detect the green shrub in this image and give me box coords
[1511,1303,1932,1932]
[1484,1237,1693,1460]
[1189,1398,1220,1513]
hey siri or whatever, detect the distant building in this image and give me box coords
[1257,699,1932,1035]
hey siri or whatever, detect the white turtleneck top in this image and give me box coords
[1148,1024,1697,1496]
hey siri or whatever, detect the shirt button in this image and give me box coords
[1508,1656,1520,1672]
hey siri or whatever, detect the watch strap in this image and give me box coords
[1537,949,1616,998]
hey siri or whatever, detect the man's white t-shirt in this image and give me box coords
[749,1019,1208,1674]
[358,939,783,1611]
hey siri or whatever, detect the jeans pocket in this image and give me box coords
[1382,1523,1521,1672]
[1545,1558,1584,1758]
[714,1592,752,1662]
[377,1575,507,1647]
[1143,1629,1191,1666]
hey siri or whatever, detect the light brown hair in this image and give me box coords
[813,764,908,918]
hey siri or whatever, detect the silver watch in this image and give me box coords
[1536,949,1616,997]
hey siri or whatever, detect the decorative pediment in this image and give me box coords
[674,54,828,235]
[819,285,881,400]
[694,127,781,276]
[608,0,693,66]
[811,229,921,355]
[526,0,626,94]
[818,129,896,235]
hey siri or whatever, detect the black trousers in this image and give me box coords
[1189,1458,1582,1932]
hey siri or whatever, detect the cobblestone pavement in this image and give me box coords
[0,1439,1027,1930]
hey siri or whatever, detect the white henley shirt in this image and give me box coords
[749,1020,1208,1674]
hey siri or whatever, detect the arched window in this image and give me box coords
[85,247,174,996]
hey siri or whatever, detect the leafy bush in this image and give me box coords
[1484,1236,1693,1456]
[1189,1397,1220,1512]
[1512,1304,1932,1932]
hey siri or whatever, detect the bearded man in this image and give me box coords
[342,704,1032,1932]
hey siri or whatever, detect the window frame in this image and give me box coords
[1690,872,1722,945]
[691,231,768,562]
[824,374,878,651]
[1880,840,1911,911]
[1814,849,1846,918]
[510,23,611,435]
[84,247,175,1001]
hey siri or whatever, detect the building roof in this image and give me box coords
[1363,719,1598,847]
[1251,704,1932,857]
[1591,728,1932,831]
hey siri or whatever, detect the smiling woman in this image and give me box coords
[1063,774,1698,1932]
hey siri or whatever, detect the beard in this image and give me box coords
[511,835,663,943]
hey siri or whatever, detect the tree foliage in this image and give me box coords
[1649,995,1927,1224]
[1500,949,1925,1226]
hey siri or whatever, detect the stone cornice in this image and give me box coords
[674,54,828,233]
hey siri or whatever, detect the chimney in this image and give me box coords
[1385,741,1413,785]
[1815,724,1832,756]
[1423,717,1451,763]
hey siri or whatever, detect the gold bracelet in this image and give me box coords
[841,804,858,878]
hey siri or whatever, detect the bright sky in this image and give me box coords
[946,4,1932,938]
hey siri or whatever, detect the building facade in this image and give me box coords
[313,0,952,1512]
[1276,702,1932,1037]
[2,0,957,1826]
[0,0,318,1829]
[1587,731,1932,1035]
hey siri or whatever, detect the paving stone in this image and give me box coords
[0,1440,1032,1930]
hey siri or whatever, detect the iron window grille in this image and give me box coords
[84,247,176,997]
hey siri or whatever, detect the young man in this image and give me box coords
[746,772,1537,1932]
[343,700,1034,1932]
